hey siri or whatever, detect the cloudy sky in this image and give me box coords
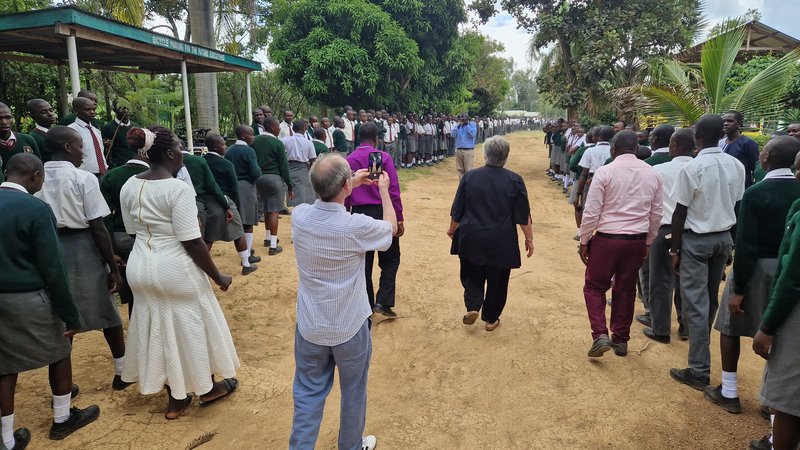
[473,0,800,70]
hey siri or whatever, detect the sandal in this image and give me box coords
[485,319,500,331]
[199,378,238,407]
[165,395,193,420]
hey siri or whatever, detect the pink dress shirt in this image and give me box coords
[580,153,663,245]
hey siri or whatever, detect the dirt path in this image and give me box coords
[15,131,768,449]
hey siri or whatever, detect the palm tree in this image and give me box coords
[631,21,800,126]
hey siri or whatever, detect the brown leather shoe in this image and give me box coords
[462,311,479,325]
[485,319,500,331]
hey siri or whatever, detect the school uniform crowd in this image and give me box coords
[545,113,800,450]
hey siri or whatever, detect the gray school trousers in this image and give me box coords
[679,230,733,379]
[648,225,683,336]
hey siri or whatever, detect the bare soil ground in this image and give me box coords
[14,131,769,449]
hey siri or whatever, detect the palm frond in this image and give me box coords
[700,18,746,112]
[639,85,705,125]
[721,49,800,116]
[105,0,145,26]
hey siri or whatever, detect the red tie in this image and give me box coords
[289,125,293,136]
[0,139,13,151]
[87,124,107,174]
[327,130,333,147]
[389,125,393,142]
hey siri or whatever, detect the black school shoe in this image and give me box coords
[612,341,627,356]
[112,375,133,391]
[373,304,397,318]
[703,384,741,413]
[11,428,31,450]
[669,368,709,391]
[49,405,100,440]
[242,264,258,275]
[749,435,772,450]
[248,255,262,264]
[635,313,652,327]
[643,327,671,344]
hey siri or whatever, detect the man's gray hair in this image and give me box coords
[309,153,351,201]
[483,136,510,167]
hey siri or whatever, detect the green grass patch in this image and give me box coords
[397,165,435,192]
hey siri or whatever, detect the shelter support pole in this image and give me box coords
[66,35,80,97]
[246,72,253,124]
[181,60,194,150]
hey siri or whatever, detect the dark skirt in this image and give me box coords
[288,161,315,206]
[0,290,72,375]
[715,258,778,337]
[237,180,258,226]
[203,195,245,243]
[256,173,286,212]
[59,230,122,331]
[760,301,800,416]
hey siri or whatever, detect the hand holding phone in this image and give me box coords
[368,151,383,180]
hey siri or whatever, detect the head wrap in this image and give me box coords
[138,128,156,158]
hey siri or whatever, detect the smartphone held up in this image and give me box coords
[369,151,383,180]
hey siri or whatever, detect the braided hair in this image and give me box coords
[127,126,175,162]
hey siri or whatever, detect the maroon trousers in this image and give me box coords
[583,235,647,343]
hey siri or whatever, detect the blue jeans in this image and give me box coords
[289,320,372,450]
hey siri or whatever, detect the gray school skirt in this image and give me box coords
[59,230,122,331]
[715,258,778,337]
[0,290,72,375]
[237,179,258,226]
[203,195,245,243]
[760,301,800,416]
[288,160,315,206]
[419,135,433,154]
[256,173,286,212]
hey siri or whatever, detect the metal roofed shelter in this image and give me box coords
[679,20,800,63]
[0,6,261,148]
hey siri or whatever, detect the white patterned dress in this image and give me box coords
[119,177,239,399]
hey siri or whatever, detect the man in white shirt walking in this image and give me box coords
[289,153,396,450]
[66,98,107,177]
[669,115,745,391]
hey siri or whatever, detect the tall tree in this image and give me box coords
[268,0,423,110]
[459,31,512,116]
[473,0,703,121]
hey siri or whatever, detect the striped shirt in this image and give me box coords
[292,200,393,346]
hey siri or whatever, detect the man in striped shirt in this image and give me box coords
[289,153,397,450]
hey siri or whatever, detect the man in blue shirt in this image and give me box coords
[720,110,759,188]
[451,114,477,179]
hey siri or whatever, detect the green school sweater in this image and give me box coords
[753,164,766,183]
[645,151,671,166]
[733,178,800,295]
[100,162,148,232]
[58,114,104,129]
[102,120,138,168]
[203,153,239,203]
[182,153,229,209]
[224,144,261,183]
[760,202,800,334]
[313,141,328,156]
[251,134,293,188]
[332,129,348,152]
[28,128,49,162]
[0,133,41,172]
[570,144,591,175]
[0,188,80,329]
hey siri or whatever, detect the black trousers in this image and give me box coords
[459,258,511,323]
[351,205,400,308]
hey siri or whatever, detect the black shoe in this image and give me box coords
[373,304,397,318]
[268,245,283,255]
[248,255,262,264]
[279,208,290,215]
[612,341,627,356]
[643,327,671,344]
[678,323,689,340]
[112,375,133,391]
[241,264,258,275]
[71,384,79,399]
[49,405,100,440]
[750,435,772,450]
[669,368,709,391]
[760,404,771,421]
[11,428,31,450]
[588,334,613,357]
[703,384,742,413]
[635,313,652,327]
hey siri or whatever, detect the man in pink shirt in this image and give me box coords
[579,130,663,357]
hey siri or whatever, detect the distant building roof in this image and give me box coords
[679,20,800,63]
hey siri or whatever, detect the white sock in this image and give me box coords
[2,414,15,450]
[270,235,277,248]
[239,250,251,267]
[265,230,272,242]
[114,356,125,376]
[52,394,71,424]
[721,370,738,398]
[245,232,254,253]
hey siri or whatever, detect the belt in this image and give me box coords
[457,148,475,150]
[57,227,90,235]
[684,229,730,235]
[596,232,647,241]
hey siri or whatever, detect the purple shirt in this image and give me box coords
[345,144,404,221]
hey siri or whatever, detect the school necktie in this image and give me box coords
[0,139,13,151]
[327,130,333,147]
[389,125,393,142]
[289,125,293,137]
[87,124,107,174]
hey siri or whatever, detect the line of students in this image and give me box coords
[548,113,800,450]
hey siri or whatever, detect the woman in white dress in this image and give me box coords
[120,126,239,420]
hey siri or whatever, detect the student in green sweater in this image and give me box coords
[181,144,231,236]
[0,102,41,172]
[99,128,150,316]
[0,153,101,449]
[332,117,348,153]
[102,101,138,169]
[705,136,800,415]
[644,124,675,166]
[224,124,261,264]
[203,134,259,275]
[311,127,329,156]
[252,116,293,254]
[27,98,56,162]
[752,149,800,450]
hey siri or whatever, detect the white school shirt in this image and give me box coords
[653,155,692,226]
[35,160,110,229]
[670,147,745,234]
[255,123,267,135]
[423,123,434,136]
[343,118,356,142]
[278,121,294,139]
[281,135,317,163]
[292,200,393,346]
[384,123,400,143]
[652,147,669,155]
[68,117,107,174]
[762,168,795,181]
[442,121,453,135]
[325,126,335,148]
[578,142,611,173]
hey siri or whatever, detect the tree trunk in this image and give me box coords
[57,65,69,117]
[187,0,219,134]
[567,106,578,122]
